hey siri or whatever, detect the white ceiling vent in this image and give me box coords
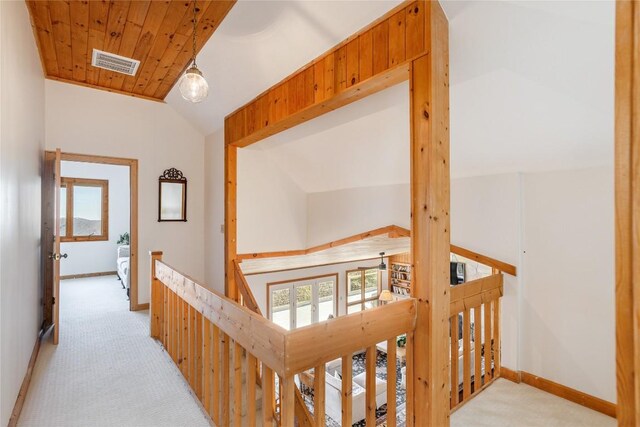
[91,49,140,76]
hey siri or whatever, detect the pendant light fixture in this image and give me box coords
[179,0,209,103]
[378,252,387,271]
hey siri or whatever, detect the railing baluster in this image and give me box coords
[171,289,178,363]
[341,354,352,426]
[150,252,162,339]
[222,333,230,426]
[405,331,414,427]
[493,298,501,377]
[365,345,377,426]
[474,306,483,392]
[162,284,168,347]
[450,314,459,407]
[195,311,203,398]
[263,367,275,427]
[189,305,196,387]
[233,341,242,426]
[247,353,256,427]
[203,319,211,415]
[314,364,326,425]
[386,338,397,427]
[212,325,221,425]
[463,307,471,399]
[483,301,492,382]
[181,300,188,379]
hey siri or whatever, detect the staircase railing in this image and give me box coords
[449,272,504,411]
[150,251,417,426]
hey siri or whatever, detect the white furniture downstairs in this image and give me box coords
[324,361,387,424]
[116,245,130,295]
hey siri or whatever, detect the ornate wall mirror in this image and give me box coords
[158,168,187,222]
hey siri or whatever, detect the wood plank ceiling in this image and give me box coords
[26,0,235,101]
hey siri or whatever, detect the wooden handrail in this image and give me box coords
[451,245,517,276]
[154,260,288,376]
[235,260,314,427]
[152,255,417,426]
[450,274,503,316]
[284,299,416,375]
[233,260,262,314]
[236,224,516,279]
[448,272,504,411]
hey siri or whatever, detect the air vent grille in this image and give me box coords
[91,49,140,76]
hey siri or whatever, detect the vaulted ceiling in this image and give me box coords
[26,0,235,101]
[165,0,615,190]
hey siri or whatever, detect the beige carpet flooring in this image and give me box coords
[451,379,616,427]
[18,276,210,427]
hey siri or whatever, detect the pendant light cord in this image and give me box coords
[192,0,198,67]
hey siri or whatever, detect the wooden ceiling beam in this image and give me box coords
[224,0,426,148]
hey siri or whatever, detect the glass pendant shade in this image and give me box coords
[179,65,209,103]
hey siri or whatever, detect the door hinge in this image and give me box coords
[52,297,56,305]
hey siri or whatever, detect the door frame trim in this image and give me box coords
[44,151,142,311]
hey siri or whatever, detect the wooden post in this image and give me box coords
[149,251,163,339]
[225,135,239,301]
[615,1,640,424]
[410,2,450,425]
[280,375,296,427]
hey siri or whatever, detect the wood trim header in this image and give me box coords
[225,0,427,147]
[237,225,409,260]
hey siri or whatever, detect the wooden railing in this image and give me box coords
[449,272,504,411]
[150,252,417,426]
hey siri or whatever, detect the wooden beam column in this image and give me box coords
[410,2,450,426]
[224,133,238,301]
[615,1,640,425]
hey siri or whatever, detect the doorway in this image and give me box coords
[42,151,140,343]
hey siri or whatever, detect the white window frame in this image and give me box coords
[267,274,338,330]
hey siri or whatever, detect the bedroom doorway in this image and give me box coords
[42,152,140,343]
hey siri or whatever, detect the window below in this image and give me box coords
[60,177,109,242]
[268,274,337,331]
[346,268,381,314]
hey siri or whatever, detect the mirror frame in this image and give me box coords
[158,168,187,222]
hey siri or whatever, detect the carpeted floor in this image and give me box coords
[451,379,616,427]
[18,276,210,427]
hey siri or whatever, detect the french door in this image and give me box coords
[268,274,337,330]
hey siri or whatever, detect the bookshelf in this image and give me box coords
[389,253,412,297]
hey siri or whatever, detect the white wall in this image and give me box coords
[306,184,410,246]
[451,173,522,371]
[244,259,389,318]
[0,1,45,424]
[59,161,130,276]
[521,166,615,402]
[451,168,615,403]
[237,148,307,253]
[45,80,205,304]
